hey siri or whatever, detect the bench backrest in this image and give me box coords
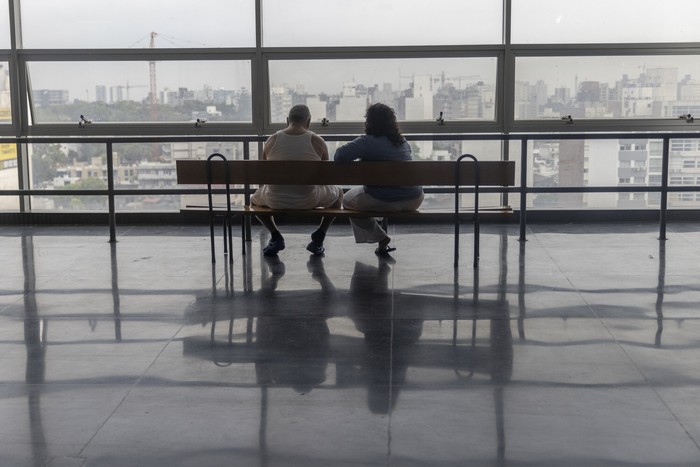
[177,159,515,187]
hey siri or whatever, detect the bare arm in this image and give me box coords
[311,134,329,161]
[262,133,277,160]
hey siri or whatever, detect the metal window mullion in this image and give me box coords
[254,0,265,134]
[659,137,670,240]
[519,138,528,242]
[107,142,117,242]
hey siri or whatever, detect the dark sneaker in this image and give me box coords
[374,245,396,256]
[306,241,325,256]
[263,239,285,256]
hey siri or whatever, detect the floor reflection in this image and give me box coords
[9,224,698,466]
[22,233,48,467]
[183,234,514,464]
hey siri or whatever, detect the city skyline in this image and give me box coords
[22,62,700,124]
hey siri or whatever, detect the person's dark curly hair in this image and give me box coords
[364,103,404,147]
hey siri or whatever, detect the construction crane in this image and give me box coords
[125,81,148,101]
[125,31,159,120]
[148,32,158,121]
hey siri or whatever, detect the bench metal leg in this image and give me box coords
[455,154,480,269]
[228,215,234,263]
[222,219,228,255]
[209,213,216,263]
[241,216,247,256]
[474,218,480,269]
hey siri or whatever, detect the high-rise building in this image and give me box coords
[33,89,69,106]
[95,85,107,103]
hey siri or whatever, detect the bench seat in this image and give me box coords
[176,155,516,267]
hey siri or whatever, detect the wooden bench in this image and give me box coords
[176,154,516,267]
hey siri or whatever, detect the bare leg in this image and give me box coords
[256,215,285,256]
[307,192,342,255]
[317,216,335,234]
[256,215,279,235]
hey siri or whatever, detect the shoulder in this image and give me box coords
[347,134,371,148]
[309,131,327,144]
[309,132,328,152]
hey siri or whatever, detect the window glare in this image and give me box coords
[20,0,255,48]
[512,0,700,44]
[263,0,502,47]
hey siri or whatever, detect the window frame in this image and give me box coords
[507,44,700,133]
[18,48,259,136]
[262,47,506,136]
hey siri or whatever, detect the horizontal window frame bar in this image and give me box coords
[10,186,700,198]
[4,132,700,144]
[510,43,700,56]
[15,49,258,60]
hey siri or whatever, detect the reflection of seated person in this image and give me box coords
[349,260,423,414]
[255,256,334,394]
[255,315,330,393]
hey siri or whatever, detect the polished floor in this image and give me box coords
[2,221,700,466]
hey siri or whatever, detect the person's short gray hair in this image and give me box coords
[288,104,311,123]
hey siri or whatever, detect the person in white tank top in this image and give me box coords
[251,105,343,256]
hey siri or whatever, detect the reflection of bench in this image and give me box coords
[176,155,516,266]
[183,289,513,382]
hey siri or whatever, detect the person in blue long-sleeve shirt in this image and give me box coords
[334,103,424,256]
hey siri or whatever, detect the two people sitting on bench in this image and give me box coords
[252,103,423,258]
[251,104,343,256]
[335,103,424,256]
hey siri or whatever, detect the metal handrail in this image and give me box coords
[3,131,700,247]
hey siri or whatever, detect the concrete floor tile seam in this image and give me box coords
[59,324,190,460]
[645,390,700,454]
[521,267,662,387]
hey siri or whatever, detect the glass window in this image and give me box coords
[269,57,497,123]
[20,0,255,48]
[512,0,700,44]
[28,143,107,211]
[671,139,698,151]
[0,62,10,124]
[0,142,18,210]
[0,6,9,49]
[529,139,664,209]
[27,60,252,124]
[262,0,502,47]
[515,56,700,120]
[113,141,257,212]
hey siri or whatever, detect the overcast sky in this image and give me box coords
[3,1,700,100]
[6,0,699,48]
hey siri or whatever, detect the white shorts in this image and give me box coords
[251,184,343,210]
